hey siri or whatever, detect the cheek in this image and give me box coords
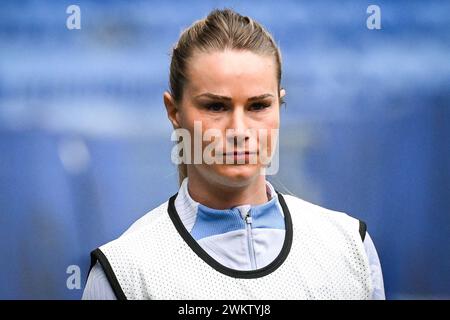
[268,107,281,128]
[260,112,280,152]
[178,107,196,131]
[178,109,222,154]
[179,111,209,145]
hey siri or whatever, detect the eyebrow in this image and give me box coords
[194,93,274,102]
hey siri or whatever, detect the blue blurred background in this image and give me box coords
[0,0,449,299]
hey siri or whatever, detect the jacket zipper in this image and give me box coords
[244,211,257,269]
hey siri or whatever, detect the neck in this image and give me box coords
[186,170,269,210]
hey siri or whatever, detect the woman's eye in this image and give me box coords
[206,103,226,112]
[250,102,270,111]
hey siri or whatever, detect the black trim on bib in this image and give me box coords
[90,248,127,300]
[167,191,293,279]
[359,220,367,242]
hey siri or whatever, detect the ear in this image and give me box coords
[163,91,181,129]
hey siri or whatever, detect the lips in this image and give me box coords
[222,151,258,156]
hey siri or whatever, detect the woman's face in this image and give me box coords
[165,49,285,188]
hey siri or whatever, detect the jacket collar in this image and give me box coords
[174,177,285,240]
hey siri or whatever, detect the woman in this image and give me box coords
[83,8,385,300]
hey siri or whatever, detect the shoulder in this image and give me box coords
[281,193,357,221]
[88,198,175,299]
[122,200,170,236]
[99,199,171,251]
[280,193,363,235]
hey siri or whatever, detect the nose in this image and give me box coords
[226,107,249,147]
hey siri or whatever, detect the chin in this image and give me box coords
[211,164,262,188]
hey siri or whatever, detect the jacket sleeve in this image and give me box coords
[363,232,386,300]
[82,261,117,300]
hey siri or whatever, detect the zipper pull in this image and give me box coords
[245,212,252,224]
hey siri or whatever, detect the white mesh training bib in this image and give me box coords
[91,193,372,300]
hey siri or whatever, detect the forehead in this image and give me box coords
[185,49,278,96]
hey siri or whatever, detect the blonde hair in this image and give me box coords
[168,8,284,186]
